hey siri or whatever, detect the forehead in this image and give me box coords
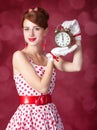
[23,19,38,27]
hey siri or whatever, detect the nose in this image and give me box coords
[30,29,34,37]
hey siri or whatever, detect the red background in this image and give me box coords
[0,0,97,130]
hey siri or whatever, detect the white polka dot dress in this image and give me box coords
[6,59,64,130]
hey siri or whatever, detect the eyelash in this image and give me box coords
[35,27,40,30]
[24,28,29,31]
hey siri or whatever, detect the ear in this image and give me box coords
[43,28,48,36]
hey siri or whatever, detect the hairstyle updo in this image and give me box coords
[22,7,49,29]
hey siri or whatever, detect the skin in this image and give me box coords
[12,19,82,94]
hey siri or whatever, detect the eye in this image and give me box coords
[23,27,30,31]
[33,26,41,31]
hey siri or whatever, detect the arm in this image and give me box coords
[54,40,83,72]
[51,19,83,72]
[13,51,54,94]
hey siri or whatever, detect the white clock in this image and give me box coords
[55,27,73,47]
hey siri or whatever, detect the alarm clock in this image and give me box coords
[55,26,73,47]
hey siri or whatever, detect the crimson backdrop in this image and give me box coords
[0,0,97,130]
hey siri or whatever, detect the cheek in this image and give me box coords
[23,33,28,42]
[23,34,26,40]
[35,32,43,39]
[23,32,28,39]
[38,32,45,38]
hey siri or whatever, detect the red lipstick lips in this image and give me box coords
[28,37,36,42]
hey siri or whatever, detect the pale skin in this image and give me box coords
[13,19,82,94]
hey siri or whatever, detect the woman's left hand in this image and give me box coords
[62,19,81,41]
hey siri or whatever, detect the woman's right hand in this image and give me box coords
[50,44,78,57]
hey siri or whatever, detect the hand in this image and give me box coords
[61,19,81,41]
[46,53,54,62]
[51,44,78,57]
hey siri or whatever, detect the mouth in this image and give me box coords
[28,37,36,42]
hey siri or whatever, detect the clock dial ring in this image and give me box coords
[55,31,71,47]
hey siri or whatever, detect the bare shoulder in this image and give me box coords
[13,50,26,61]
[13,50,24,58]
[12,50,27,66]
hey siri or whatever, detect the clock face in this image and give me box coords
[55,31,71,47]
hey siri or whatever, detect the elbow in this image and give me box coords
[75,68,81,72]
[74,65,82,72]
[29,82,49,94]
[74,60,83,72]
[38,87,49,94]
[36,82,49,94]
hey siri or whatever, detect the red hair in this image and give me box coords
[22,7,49,29]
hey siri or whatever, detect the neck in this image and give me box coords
[22,44,47,66]
[24,45,44,56]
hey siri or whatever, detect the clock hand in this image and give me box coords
[62,33,64,42]
[62,33,68,46]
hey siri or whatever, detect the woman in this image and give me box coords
[6,7,82,130]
